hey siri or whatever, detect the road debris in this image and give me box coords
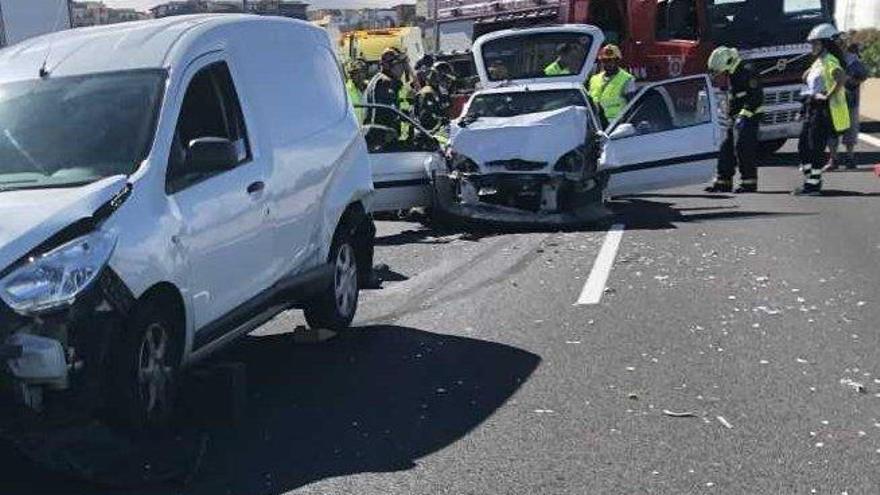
[839,378,867,394]
[662,409,697,418]
[716,416,734,429]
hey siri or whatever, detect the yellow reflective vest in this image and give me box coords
[345,79,363,122]
[589,69,634,121]
[818,54,851,133]
[544,61,572,76]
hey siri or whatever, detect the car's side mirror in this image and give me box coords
[186,137,238,174]
[608,123,637,140]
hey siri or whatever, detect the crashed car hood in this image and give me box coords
[0,176,128,272]
[450,106,589,168]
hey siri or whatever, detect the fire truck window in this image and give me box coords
[656,0,699,41]
[588,1,626,45]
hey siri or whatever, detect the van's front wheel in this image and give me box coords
[304,228,359,331]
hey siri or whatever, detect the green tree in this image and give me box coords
[850,29,880,77]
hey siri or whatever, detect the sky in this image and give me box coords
[104,0,415,10]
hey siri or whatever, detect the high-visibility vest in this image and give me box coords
[589,69,634,120]
[345,79,363,121]
[544,61,572,76]
[817,54,851,133]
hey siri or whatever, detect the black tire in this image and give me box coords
[758,138,787,156]
[304,221,360,331]
[108,296,181,433]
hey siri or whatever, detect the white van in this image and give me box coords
[0,15,376,429]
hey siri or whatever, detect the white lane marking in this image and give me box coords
[859,133,880,149]
[576,224,625,306]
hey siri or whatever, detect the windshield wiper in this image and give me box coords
[0,179,96,193]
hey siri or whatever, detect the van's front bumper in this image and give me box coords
[434,171,610,226]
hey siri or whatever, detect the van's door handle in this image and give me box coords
[247,181,265,195]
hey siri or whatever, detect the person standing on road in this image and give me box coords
[414,63,455,143]
[705,46,764,194]
[588,44,637,126]
[345,59,368,123]
[826,37,868,171]
[364,48,407,133]
[794,23,850,196]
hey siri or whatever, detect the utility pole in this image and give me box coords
[432,0,439,53]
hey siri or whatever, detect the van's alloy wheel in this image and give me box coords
[304,224,359,331]
[334,243,358,319]
[137,323,174,423]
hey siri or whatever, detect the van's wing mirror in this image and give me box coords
[608,123,637,140]
[186,137,237,173]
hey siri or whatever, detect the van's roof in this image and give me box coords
[0,14,315,82]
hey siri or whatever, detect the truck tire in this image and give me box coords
[304,221,360,331]
[759,139,787,156]
[108,296,182,433]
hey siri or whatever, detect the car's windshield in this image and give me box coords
[706,0,833,48]
[466,89,586,119]
[0,69,165,192]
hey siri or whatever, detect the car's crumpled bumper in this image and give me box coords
[433,172,610,227]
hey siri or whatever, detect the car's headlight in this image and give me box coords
[448,151,480,173]
[554,145,588,173]
[0,230,117,315]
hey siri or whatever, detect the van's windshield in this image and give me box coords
[0,69,165,192]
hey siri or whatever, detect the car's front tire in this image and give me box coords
[303,224,359,331]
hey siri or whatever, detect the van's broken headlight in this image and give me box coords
[0,230,117,315]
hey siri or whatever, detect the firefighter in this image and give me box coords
[794,23,850,196]
[414,63,455,143]
[705,46,763,193]
[344,59,367,122]
[364,48,406,132]
[588,44,636,125]
[544,42,585,76]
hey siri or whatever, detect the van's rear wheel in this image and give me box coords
[304,226,359,331]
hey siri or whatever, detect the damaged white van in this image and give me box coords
[0,15,375,429]
[373,25,722,224]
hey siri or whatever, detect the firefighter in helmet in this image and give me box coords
[414,62,455,143]
[794,23,850,195]
[344,59,368,122]
[544,42,585,76]
[588,44,637,126]
[705,46,763,193]
[364,48,407,132]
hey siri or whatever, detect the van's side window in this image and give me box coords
[166,61,251,194]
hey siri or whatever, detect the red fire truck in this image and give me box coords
[435,0,837,154]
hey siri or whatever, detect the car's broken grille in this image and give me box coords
[486,159,548,171]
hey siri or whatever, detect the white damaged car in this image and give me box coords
[370,25,723,225]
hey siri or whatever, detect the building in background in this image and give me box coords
[393,3,417,25]
[836,0,880,31]
[151,0,308,20]
[72,2,151,27]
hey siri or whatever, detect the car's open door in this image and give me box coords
[599,75,720,197]
[357,103,445,213]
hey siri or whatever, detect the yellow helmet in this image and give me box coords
[598,44,623,60]
[707,46,740,74]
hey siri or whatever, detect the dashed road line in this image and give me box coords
[576,223,625,306]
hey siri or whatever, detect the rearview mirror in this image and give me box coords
[186,137,238,174]
[608,123,637,140]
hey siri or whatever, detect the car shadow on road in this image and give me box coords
[0,325,540,495]
[607,198,815,231]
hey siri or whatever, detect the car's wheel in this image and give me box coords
[304,223,359,331]
[108,297,181,432]
[758,138,787,156]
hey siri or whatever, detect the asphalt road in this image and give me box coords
[2,131,880,494]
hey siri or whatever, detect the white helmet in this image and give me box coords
[807,23,838,42]
[707,46,740,74]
